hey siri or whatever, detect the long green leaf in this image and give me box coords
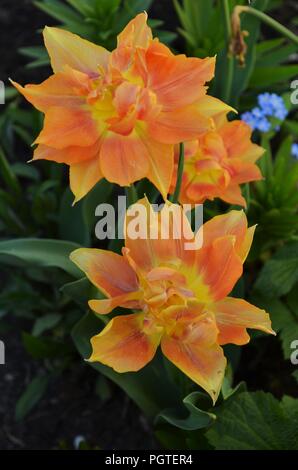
[0,239,81,278]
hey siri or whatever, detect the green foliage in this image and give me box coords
[15,375,50,421]
[32,313,62,336]
[156,392,215,431]
[173,0,225,57]
[206,392,298,450]
[252,283,298,361]
[248,136,298,254]
[0,238,81,278]
[20,0,176,67]
[254,243,298,298]
[174,0,298,106]
[22,332,73,359]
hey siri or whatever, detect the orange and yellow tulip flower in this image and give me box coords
[171,114,264,207]
[70,199,274,402]
[12,13,230,203]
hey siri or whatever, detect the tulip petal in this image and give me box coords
[198,210,255,262]
[35,106,99,149]
[212,297,275,345]
[146,41,215,109]
[70,248,138,297]
[148,105,212,144]
[89,313,162,372]
[220,184,246,207]
[33,140,101,165]
[69,157,103,203]
[194,236,243,302]
[196,95,236,119]
[117,12,152,49]
[220,120,264,162]
[89,291,142,315]
[10,67,89,113]
[124,198,195,272]
[99,131,150,188]
[226,159,263,184]
[161,311,226,403]
[43,27,109,75]
[136,124,174,200]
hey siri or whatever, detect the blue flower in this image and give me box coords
[242,93,289,134]
[291,143,298,159]
[241,111,257,130]
[258,93,288,120]
[241,107,271,132]
[258,92,274,115]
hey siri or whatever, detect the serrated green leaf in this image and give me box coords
[207,392,298,450]
[254,243,298,298]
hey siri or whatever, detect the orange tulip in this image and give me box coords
[12,13,230,203]
[172,114,264,207]
[70,199,274,402]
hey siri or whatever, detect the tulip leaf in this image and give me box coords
[61,277,98,307]
[206,392,298,450]
[59,188,90,246]
[72,312,182,419]
[82,178,114,235]
[156,391,216,431]
[0,239,81,278]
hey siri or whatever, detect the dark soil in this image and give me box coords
[0,0,54,85]
[0,317,156,450]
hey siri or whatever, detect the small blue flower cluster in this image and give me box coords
[241,93,288,133]
[291,143,298,159]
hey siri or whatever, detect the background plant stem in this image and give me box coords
[222,0,234,103]
[238,6,298,46]
[170,143,185,204]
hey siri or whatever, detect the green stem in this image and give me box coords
[170,143,185,204]
[238,6,298,46]
[125,184,138,206]
[222,0,234,103]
